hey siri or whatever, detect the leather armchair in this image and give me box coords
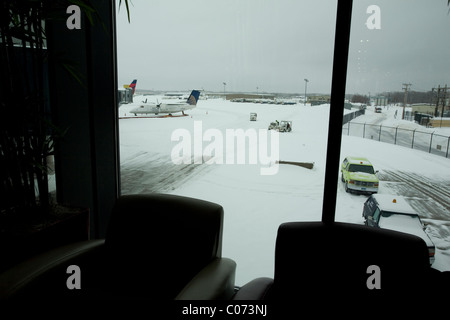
[0,194,236,300]
[234,221,447,304]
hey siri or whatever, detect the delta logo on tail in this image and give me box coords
[129,79,137,95]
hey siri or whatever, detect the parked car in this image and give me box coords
[363,194,435,265]
[250,112,257,121]
[341,156,379,194]
[375,107,382,113]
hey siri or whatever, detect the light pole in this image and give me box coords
[304,79,309,106]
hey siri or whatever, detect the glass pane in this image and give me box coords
[117,0,337,285]
[336,0,450,273]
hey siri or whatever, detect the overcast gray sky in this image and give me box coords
[116,0,450,95]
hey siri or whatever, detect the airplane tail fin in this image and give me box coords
[129,79,137,95]
[187,90,201,105]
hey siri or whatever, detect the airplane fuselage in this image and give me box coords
[131,102,194,115]
[129,90,200,116]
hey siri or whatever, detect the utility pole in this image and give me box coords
[432,84,448,127]
[441,85,448,127]
[304,79,309,106]
[432,85,441,117]
[402,83,412,120]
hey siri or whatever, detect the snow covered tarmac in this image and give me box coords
[119,97,450,286]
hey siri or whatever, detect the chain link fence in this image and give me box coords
[342,117,450,158]
[343,109,366,125]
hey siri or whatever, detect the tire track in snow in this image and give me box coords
[120,152,212,194]
[378,170,450,217]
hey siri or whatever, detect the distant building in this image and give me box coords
[225,93,275,100]
[411,104,436,116]
[412,103,450,127]
[309,95,330,106]
[373,96,387,106]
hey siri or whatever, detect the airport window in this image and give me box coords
[4,0,450,303]
[116,0,337,285]
[335,0,450,273]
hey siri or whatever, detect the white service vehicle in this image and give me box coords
[363,194,435,265]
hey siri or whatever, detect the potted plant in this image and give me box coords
[0,0,89,272]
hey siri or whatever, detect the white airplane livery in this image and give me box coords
[129,90,201,116]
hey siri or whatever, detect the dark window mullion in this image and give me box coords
[322,0,353,224]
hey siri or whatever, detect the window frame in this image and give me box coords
[321,0,353,224]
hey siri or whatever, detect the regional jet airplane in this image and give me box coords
[129,90,200,116]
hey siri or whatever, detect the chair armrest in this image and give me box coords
[232,277,274,300]
[175,257,236,300]
[0,239,105,299]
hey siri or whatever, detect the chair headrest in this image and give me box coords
[273,221,430,299]
[106,194,224,258]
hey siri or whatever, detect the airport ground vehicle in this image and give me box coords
[268,121,278,130]
[363,194,436,265]
[341,156,379,194]
[268,120,292,132]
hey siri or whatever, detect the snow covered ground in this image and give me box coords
[119,97,450,286]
